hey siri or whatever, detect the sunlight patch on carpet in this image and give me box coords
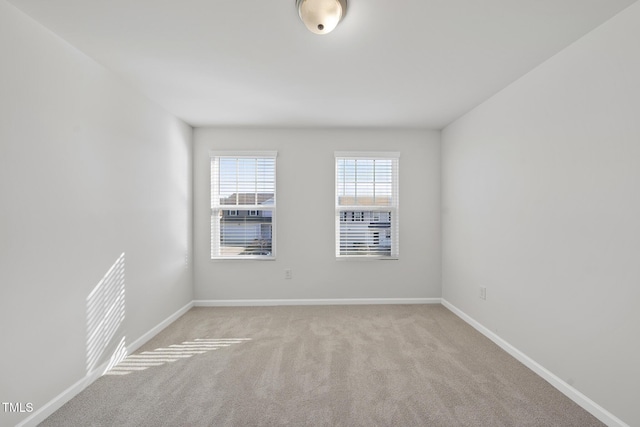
[104,338,252,376]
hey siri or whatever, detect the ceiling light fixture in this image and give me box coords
[296,0,347,35]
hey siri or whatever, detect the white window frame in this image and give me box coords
[335,151,400,260]
[210,151,277,260]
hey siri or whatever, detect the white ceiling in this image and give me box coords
[8,0,637,129]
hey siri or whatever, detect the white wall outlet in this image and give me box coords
[285,268,292,279]
[479,286,487,300]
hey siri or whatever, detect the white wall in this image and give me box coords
[194,128,440,301]
[442,3,640,425]
[0,2,193,425]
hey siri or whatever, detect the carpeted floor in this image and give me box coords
[41,304,604,426]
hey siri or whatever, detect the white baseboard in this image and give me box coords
[15,362,107,427]
[441,299,629,427]
[16,301,194,427]
[194,298,441,307]
[127,301,194,353]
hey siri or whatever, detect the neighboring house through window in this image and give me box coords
[335,152,399,258]
[210,152,277,259]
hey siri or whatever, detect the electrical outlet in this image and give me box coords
[285,268,292,279]
[479,286,487,300]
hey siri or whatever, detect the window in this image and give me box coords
[211,152,276,259]
[335,152,399,258]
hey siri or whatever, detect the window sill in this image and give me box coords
[336,256,399,261]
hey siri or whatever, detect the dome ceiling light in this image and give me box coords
[296,0,347,35]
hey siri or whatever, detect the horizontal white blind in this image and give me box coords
[211,154,276,259]
[335,154,399,258]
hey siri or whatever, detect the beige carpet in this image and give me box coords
[41,305,603,426]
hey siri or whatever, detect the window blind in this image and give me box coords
[210,152,276,259]
[335,152,399,258]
